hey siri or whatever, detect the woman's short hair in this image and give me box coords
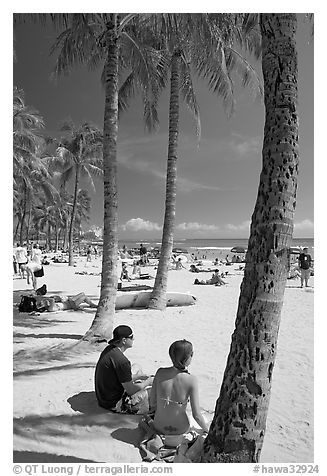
[169,339,193,371]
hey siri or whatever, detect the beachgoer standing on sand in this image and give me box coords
[95,325,153,413]
[149,340,209,435]
[31,243,42,263]
[13,246,18,275]
[87,245,92,262]
[23,243,43,290]
[298,247,312,288]
[15,243,28,278]
[140,244,148,265]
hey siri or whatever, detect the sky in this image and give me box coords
[12,12,314,240]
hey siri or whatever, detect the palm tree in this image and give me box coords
[200,13,299,463]
[13,87,55,244]
[147,13,262,309]
[49,120,103,265]
[38,12,167,341]
[75,189,91,250]
[13,86,45,169]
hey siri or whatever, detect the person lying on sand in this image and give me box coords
[194,270,227,286]
[149,339,209,437]
[35,292,97,312]
[95,325,153,414]
[189,264,215,273]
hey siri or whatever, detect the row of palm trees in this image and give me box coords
[14,13,304,462]
[14,13,263,328]
[13,87,102,253]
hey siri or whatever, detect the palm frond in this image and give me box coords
[118,72,137,114]
[194,42,235,117]
[179,59,201,141]
[226,46,263,99]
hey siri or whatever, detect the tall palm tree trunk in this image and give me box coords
[55,225,60,252]
[148,50,181,310]
[201,13,299,463]
[19,184,28,245]
[25,205,32,243]
[83,15,119,342]
[63,221,69,250]
[14,219,20,242]
[47,223,52,250]
[68,166,81,266]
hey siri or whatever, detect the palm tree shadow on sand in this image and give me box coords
[13,450,96,463]
[68,391,143,448]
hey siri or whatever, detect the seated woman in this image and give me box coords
[120,262,131,281]
[149,340,209,438]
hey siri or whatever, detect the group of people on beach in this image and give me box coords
[14,242,44,289]
[95,325,209,438]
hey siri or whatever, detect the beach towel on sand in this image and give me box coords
[138,414,206,463]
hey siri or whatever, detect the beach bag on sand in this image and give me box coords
[36,284,47,296]
[18,295,37,313]
[34,266,44,277]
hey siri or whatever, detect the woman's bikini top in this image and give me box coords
[160,396,189,407]
[160,367,190,407]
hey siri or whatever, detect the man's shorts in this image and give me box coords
[300,268,310,280]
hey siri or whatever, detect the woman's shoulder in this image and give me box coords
[155,366,171,375]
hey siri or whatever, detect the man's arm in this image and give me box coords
[122,376,154,396]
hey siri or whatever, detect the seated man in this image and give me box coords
[95,325,153,414]
[36,292,97,312]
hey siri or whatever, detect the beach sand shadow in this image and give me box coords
[13,450,96,463]
[68,391,143,446]
[68,391,106,415]
[111,427,143,448]
[14,332,84,341]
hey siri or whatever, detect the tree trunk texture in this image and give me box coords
[200,13,298,463]
[83,15,119,342]
[55,226,59,252]
[19,185,27,245]
[25,204,32,243]
[148,50,181,310]
[14,219,20,242]
[68,166,80,266]
[47,223,52,250]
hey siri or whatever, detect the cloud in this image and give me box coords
[121,218,161,232]
[221,133,261,160]
[119,153,222,193]
[176,222,220,232]
[294,219,314,231]
[177,177,222,193]
[226,220,251,231]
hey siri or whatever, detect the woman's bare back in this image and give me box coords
[152,367,193,435]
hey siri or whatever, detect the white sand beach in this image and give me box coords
[13,258,314,463]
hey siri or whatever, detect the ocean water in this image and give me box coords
[118,237,314,258]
